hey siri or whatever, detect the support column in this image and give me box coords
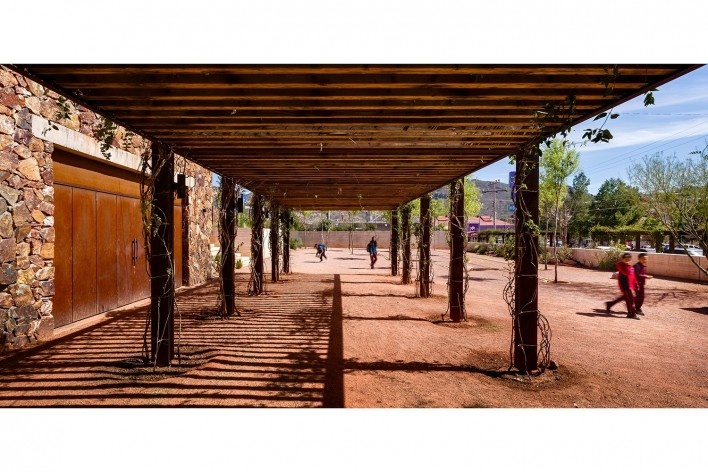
[419,194,432,298]
[514,148,540,373]
[390,207,399,276]
[270,202,280,283]
[401,203,412,284]
[250,193,265,295]
[150,142,175,366]
[220,177,236,317]
[283,210,291,274]
[449,178,466,322]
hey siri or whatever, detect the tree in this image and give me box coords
[463,177,483,220]
[567,171,592,243]
[539,178,555,270]
[628,152,708,277]
[540,139,580,282]
[589,178,643,230]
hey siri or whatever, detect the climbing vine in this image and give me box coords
[137,142,184,368]
[506,155,552,375]
[442,178,470,322]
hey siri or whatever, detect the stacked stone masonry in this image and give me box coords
[0,66,213,352]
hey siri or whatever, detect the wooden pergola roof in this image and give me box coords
[11,64,701,210]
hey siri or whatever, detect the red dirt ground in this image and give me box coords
[1,248,706,409]
[3,247,706,470]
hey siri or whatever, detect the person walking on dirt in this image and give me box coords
[606,252,639,319]
[314,243,327,262]
[366,237,378,269]
[633,253,653,315]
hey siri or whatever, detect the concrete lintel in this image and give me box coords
[31,115,147,174]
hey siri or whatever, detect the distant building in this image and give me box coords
[467,215,514,238]
[435,216,449,230]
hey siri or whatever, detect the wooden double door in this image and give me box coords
[52,150,183,328]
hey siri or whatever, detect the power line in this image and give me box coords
[583,133,708,176]
[577,128,708,186]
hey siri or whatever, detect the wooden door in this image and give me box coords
[71,187,97,322]
[53,184,73,328]
[132,198,150,301]
[116,196,135,307]
[96,192,118,313]
[52,149,188,328]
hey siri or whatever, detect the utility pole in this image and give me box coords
[481,179,504,231]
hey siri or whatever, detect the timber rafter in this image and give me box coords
[11,64,700,210]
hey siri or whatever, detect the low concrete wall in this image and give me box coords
[571,248,707,283]
[291,230,450,251]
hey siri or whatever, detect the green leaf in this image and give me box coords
[643,91,655,107]
[610,113,620,119]
[593,112,607,121]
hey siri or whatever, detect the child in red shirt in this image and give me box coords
[606,252,639,319]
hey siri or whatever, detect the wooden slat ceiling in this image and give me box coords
[11,64,700,210]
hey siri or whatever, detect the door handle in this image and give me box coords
[132,239,137,266]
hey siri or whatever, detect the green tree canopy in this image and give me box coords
[589,178,643,228]
[567,171,592,241]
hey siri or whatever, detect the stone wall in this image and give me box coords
[571,248,707,283]
[0,67,56,351]
[178,157,214,286]
[0,66,213,352]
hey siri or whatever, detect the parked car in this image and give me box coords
[663,245,704,256]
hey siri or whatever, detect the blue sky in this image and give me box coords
[472,65,708,194]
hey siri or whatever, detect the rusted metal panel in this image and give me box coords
[53,184,73,328]
[71,187,97,322]
[132,198,150,301]
[96,192,118,313]
[53,148,141,198]
[52,150,157,329]
[116,196,134,307]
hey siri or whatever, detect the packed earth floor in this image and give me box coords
[1,248,707,408]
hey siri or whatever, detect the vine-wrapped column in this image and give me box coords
[390,207,399,276]
[250,193,265,295]
[419,193,432,297]
[149,142,175,366]
[270,202,280,283]
[220,177,236,317]
[449,178,466,321]
[401,203,412,284]
[514,148,540,373]
[282,209,291,274]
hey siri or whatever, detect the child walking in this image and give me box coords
[606,252,639,319]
